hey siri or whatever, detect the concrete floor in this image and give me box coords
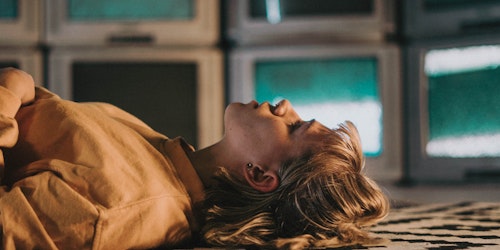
[379,181,500,204]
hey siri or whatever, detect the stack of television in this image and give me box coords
[403,0,500,182]
[43,0,223,149]
[0,0,43,84]
[227,0,402,181]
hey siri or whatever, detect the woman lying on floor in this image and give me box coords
[0,67,389,249]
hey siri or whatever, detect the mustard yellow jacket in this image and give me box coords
[0,86,205,249]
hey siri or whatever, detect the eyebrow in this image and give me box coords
[310,120,332,135]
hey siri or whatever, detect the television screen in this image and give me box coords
[249,0,373,22]
[254,57,382,156]
[67,0,193,21]
[423,0,498,11]
[72,62,198,146]
[0,0,17,20]
[48,47,224,149]
[227,0,393,45]
[45,0,219,45]
[0,62,18,69]
[406,36,500,181]
[0,0,40,45]
[230,45,402,181]
[424,45,500,158]
[0,48,43,85]
[404,0,500,39]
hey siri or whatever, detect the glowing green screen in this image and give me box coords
[425,45,500,157]
[255,57,382,156]
[68,0,193,21]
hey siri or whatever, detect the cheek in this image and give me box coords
[259,130,293,159]
[224,111,250,136]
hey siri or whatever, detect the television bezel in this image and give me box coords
[0,48,43,85]
[44,0,219,46]
[226,0,395,45]
[406,35,500,182]
[229,44,402,181]
[48,47,224,148]
[0,0,41,45]
[404,0,500,39]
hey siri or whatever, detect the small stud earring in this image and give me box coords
[247,163,253,169]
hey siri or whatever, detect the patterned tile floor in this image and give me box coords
[351,202,500,250]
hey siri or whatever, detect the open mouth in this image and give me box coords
[250,99,286,114]
[249,100,259,109]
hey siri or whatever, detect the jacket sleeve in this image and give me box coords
[0,87,58,249]
[0,86,22,181]
[0,87,99,250]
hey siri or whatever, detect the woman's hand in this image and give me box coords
[0,67,35,105]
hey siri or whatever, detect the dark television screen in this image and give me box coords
[0,62,18,69]
[424,0,500,10]
[72,62,199,147]
[0,0,17,19]
[250,0,373,19]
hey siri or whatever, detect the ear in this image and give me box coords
[243,163,279,193]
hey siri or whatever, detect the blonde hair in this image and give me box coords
[202,121,389,249]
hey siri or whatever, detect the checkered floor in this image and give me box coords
[351,202,500,249]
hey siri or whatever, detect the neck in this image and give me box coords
[187,138,244,188]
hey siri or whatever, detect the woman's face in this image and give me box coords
[224,99,327,170]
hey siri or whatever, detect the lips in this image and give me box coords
[248,100,259,109]
[249,99,287,115]
[273,99,285,109]
[271,99,287,116]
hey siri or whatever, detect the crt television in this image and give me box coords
[404,0,500,39]
[48,47,224,149]
[226,0,395,45]
[45,0,219,46]
[0,0,41,45]
[0,48,43,85]
[406,35,500,182]
[229,44,402,181]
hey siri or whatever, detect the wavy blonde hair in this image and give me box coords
[202,121,389,249]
